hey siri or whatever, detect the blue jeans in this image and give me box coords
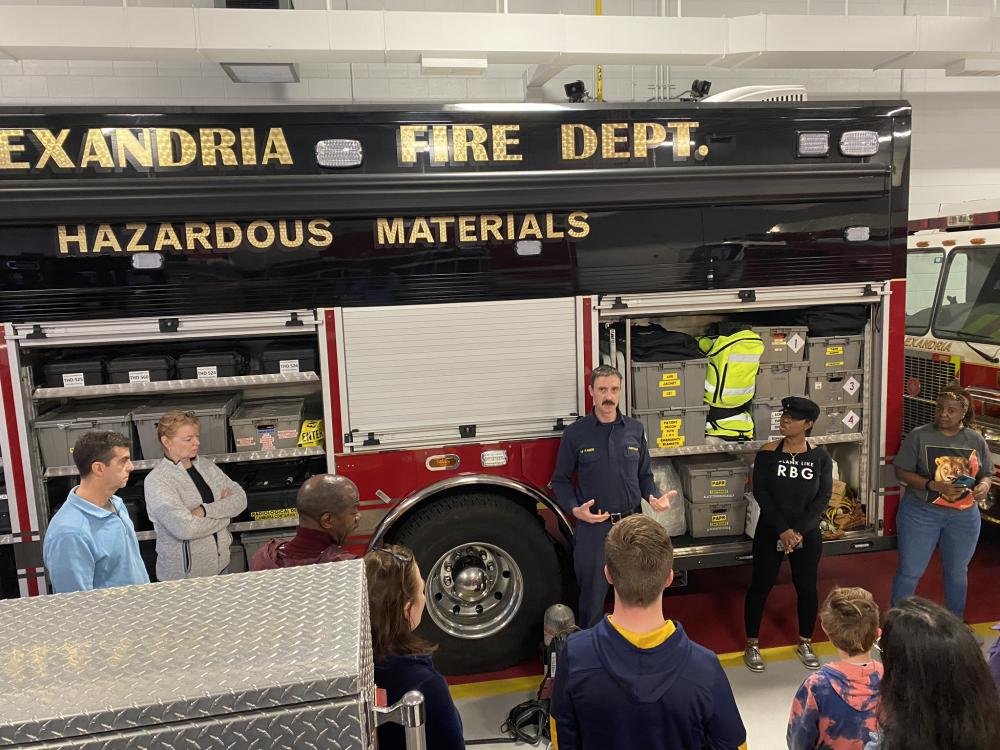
[891,495,981,618]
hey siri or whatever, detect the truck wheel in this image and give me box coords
[391,492,562,675]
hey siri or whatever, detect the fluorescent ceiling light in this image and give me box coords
[420,56,488,76]
[221,63,300,83]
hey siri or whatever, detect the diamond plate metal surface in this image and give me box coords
[0,561,374,749]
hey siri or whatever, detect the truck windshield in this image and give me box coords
[905,249,943,335]
[932,245,1000,345]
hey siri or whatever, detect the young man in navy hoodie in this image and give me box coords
[549,515,747,750]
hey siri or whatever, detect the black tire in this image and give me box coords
[391,492,562,675]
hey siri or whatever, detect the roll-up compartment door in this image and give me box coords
[341,298,580,450]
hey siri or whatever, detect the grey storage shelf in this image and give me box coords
[649,431,864,458]
[33,372,321,400]
[133,516,298,543]
[43,446,325,478]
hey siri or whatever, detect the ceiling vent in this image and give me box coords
[222,0,291,9]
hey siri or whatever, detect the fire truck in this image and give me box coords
[905,204,1000,524]
[0,102,910,673]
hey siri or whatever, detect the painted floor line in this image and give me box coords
[449,620,999,700]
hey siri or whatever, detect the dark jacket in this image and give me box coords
[249,526,354,571]
[375,654,464,750]
[551,411,657,515]
[550,618,746,750]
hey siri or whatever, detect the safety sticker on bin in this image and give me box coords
[298,419,325,447]
[842,410,861,429]
[656,417,685,448]
[710,513,730,528]
[788,333,805,353]
[842,377,860,396]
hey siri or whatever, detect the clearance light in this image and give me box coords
[132,252,163,270]
[970,237,987,244]
[840,131,879,157]
[426,454,460,471]
[915,241,930,247]
[316,139,363,168]
[942,240,956,246]
[797,132,829,157]
[480,450,509,468]
[844,226,870,242]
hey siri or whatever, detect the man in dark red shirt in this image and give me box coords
[250,474,360,570]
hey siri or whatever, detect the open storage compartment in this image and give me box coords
[596,286,884,567]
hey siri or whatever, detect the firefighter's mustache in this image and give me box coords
[602,400,614,406]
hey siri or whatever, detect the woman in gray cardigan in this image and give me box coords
[144,410,247,581]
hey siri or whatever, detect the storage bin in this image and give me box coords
[632,358,709,410]
[685,497,749,538]
[755,361,809,400]
[132,393,241,460]
[807,335,863,371]
[808,369,864,406]
[812,405,864,437]
[676,455,749,504]
[176,351,243,380]
[34,401,135,469]
[752,325,809,363]
[107,355,174,385]
[42,360,104,388]
[751,398,785,442]
[230,398,305,452]
[261,346,317,376]
[635,405,709,449]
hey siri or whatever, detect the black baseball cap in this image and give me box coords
[781,396,821,422]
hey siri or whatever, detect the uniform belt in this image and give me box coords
[608,507,642,524]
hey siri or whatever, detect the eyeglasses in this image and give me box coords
[372,546,411,566]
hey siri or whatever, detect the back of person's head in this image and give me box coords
[296,474,359,521]
[363,544,434,662]
[819,586,880,656]
[878,596,1000,750]
[604,515,674,607]
[73,431,130,477]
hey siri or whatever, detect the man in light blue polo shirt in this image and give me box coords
[43,431,150,593]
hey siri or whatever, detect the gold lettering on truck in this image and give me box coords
[372,211,591,247]
[0,126,294,172]
[397,124,522,165]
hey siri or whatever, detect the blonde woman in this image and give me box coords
[144,410,247,581]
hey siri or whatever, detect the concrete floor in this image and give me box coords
[452,627,999,749]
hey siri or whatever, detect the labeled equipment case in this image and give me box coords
[0,561,376,750]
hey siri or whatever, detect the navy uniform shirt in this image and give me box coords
[551,411,657,516]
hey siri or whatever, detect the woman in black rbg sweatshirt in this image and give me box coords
[743,397,833,674]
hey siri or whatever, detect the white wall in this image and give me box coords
[1,0,1000,217]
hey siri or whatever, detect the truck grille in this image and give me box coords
[903,353,958,435]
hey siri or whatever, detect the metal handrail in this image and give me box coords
[374,690,427,750]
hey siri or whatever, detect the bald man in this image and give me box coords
[249,474,361,570]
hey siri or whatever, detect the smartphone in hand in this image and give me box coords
[952,474,976,489]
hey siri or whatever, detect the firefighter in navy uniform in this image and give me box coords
[551,365,676,629]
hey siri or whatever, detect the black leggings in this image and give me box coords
[744,525,822,640]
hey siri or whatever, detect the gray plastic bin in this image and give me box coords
[676,455,749,504]
[808,369,864,406]
[751,398,785,442]
[755,361,809,400]
[230,399,304,452]
[35,401,135,469]
[632,358,709,410]
[812,405,864,436]
[133,393,241,460]
[807,335,864,371]
[752,325,809,363]
[685,497,749,538]
[635,405,709,449]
